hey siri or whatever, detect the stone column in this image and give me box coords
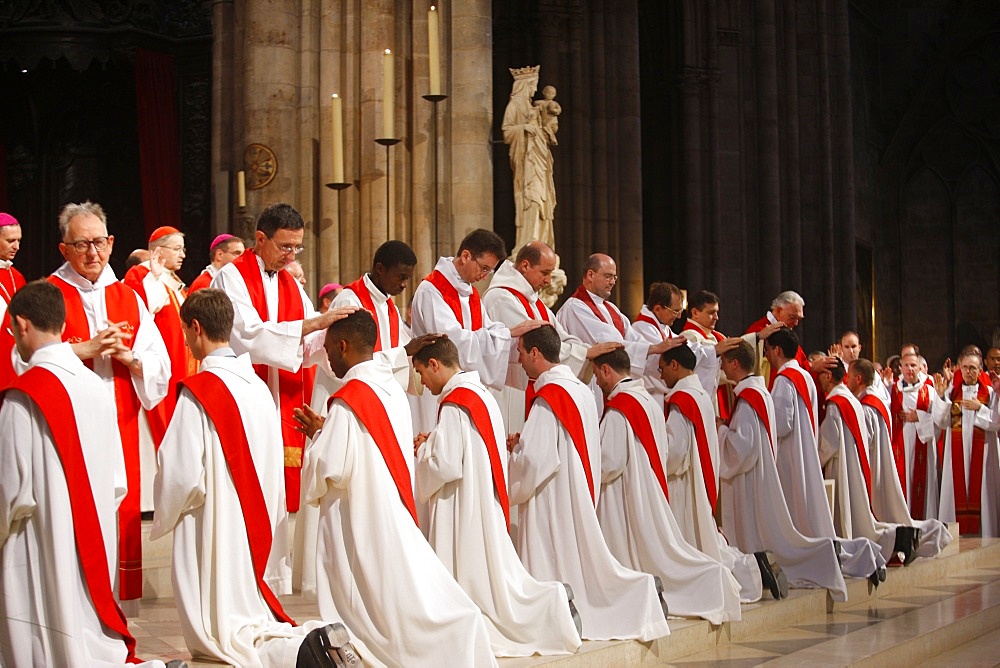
[753,0,781,301]
[210,0,235,237]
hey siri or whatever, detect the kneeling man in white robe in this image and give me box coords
[0,281,166,667]
[592,347,743,623]
[658,344,765,602]
[301,311,497,667]
[412,337,582,657]
[152,289,366,667]
[509,324,670,641]
[817,358,923,567]
[846,359,952,556]
[717,341,848,601]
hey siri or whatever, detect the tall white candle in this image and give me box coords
[237,170,246,207]
[331,93,344,183]
[428,6,441,95]
[383,49,394,138]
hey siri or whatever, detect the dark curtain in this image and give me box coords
[134,48,181,237]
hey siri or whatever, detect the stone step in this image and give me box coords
[498,534,1000,666]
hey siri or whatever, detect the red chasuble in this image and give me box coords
[944,377,991,534]
[735,384,775,453]
[826,394,873,506]
[49,275,145,600]
[889,381,932,519]
[571,285,625,336]
[0,266,26,390]
[123,264,192,447]
[232,249,314,512]
[604,390,669,502]
[531,383,596,504]
[439,386,511,529]
[666,390,718,511]
[745,315,810,389]
[346,276,400,352]
[332,379,419,525]
[3,367,139,662]
[187,269,213,294]
[181,372,296,624]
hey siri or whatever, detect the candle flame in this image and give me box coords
[332,93,339,98]
[431,5,436,10]
[385,48,391,55]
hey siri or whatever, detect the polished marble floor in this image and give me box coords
[132,542,1000,667]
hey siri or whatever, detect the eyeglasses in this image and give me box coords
[666,305,683,316]
[476,260,495,276]
[163,244,186,253]
[67,237,110,253]
[601,272,618,281]
[270,238,305,256]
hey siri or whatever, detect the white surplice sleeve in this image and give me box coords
[302,401,359,505]
[415,405,467,503]
[508,404,562,506]
[150,389,208,540]
[718,404,760,481]
[665,409,693,478]
[598,410,630,485]
[130,296,171,409]
[0,395,36,546]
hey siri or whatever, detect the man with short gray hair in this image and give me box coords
[745,290,810,387]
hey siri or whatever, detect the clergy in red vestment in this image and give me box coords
[187,233,244,294]
[47,201,170,601]
[680,289,748,419]
[212,203,355,511]
[744,290,810,388]
[0,212,27,388]
[0,281,151,667]
[123,226,194,446]
[938,352,1000,536]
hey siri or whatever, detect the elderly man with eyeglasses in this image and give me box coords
[212,202,357,512]
[46,200,171,603]
[555,253,684,414]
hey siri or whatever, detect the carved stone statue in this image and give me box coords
[503,66,559,252]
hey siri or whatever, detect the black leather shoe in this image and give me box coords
[564,583,582,637]
[755,551,788,599]
[297,623,360,667]
[653,574,669,618]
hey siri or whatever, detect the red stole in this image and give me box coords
[666,389,718,511]
[735,384,774,453]
[187,269,213,294]
[123,264,191,447]
[861,394,892,441]
[945,378,990,534]
[531,383,596,504]
[682,320,735,420]
[346,276,400,352]
[500,286,551,322]
[890,381,932,519]
[571,285,625,336]
[49,275,145,600]
[604,389,669,502]
[634,312,665,340]
[3,367,139,662]
[424,269,482,330]
[332,379,419,525]
[777,367,817,436]
[440,386,510,529]
[233,249,311,512]
[827,394,873,505]
[180,372,296,624]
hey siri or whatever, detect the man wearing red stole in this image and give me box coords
[48,201,170,602]
[124,225,193,447]
[0,280,143,666]
[212,202,352,512]
[939,351,1000,536]
[0,212,27,388]
[555,253,684,413]
[744,290,809,388]
[680,289,747,418]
